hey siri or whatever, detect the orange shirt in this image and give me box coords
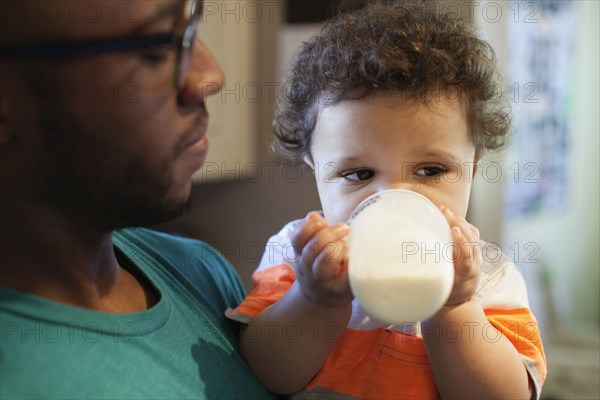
[228,264,546,399]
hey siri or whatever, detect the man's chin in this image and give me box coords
[108,190,194,231]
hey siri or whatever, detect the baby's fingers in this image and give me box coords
[325,257,353,301]
[313,238,348,281]
[301,223,348,273]
[291,212,328,254]
[450,225,472,260]
[440,207,480,271]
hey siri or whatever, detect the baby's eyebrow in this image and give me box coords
[420,150,461,162]
[330,156,365,165]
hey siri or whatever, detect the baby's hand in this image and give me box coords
[439,206,482,306]
[291,212,353,307]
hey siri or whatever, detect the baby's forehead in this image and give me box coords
[310,91,476,161]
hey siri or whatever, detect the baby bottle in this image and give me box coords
[347,189,454,323]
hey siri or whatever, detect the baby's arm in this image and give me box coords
[239,212,353,394]
[422,206,532,399]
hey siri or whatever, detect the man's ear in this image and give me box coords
[0,96,11,147]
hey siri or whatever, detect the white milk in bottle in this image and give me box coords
[347,190,454,324]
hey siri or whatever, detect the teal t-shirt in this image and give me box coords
[0,228,273,399]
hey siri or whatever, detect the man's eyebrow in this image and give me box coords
[132,0,183,34]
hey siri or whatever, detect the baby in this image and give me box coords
[226,3,546,399]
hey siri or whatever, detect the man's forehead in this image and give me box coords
[0,0,181,43]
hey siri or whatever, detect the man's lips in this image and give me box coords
[181,114,209,152]
[184,128,207,149]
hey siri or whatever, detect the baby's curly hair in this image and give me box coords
[273,1,511,164]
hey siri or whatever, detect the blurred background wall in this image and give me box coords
[468,2,599,398]
[154,1,599,398]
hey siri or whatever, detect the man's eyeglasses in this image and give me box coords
[0,0,202,91]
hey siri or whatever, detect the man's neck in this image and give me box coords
[0,202,155,312]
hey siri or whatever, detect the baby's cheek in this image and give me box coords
[323,201,353,225]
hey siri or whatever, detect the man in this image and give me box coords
[0,0,273,398]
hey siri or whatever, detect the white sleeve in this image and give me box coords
[257,218,304,272]
[474,241,530,309]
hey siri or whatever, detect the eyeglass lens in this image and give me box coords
[176,0,202,90]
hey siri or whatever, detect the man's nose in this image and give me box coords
[178,39,225,106]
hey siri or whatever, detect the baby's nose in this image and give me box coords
[381,182,416,192]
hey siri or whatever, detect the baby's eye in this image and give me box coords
[415,165,447,177]
[341,169,375,182]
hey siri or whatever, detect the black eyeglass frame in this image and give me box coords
[0,0,202,91]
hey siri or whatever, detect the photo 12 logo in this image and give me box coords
[1,321,140,344]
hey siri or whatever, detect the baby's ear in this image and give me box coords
[472,161,479,178]
[303,153,315,169]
